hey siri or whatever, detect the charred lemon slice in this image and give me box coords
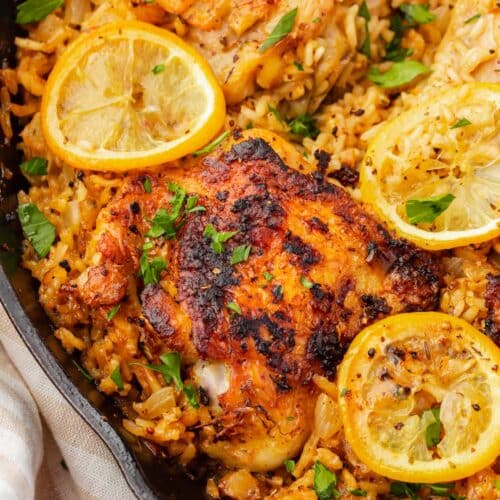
[360,83,500,250]
[338,312,500,483]
[41,21,225,171]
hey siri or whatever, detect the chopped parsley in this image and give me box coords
[72,360,93,381]
[131,352,199,407]
[368,61,430,88]
[203,223,238,254]
[227,301,242,315]
[20,157,47,176]
[350,489,367,497]
[152,64,165,74]
[358,0,371,58]
[293,61,304,71]
[287,113,320,139]
[464,13,481,24]
[183,384,199,408]
[284,459,295,473]
[17,203,56,258]
[110,365,124,390]
[143,177,152,193]
[312,16,321,23]
[383,4,435,62]
[340,387,348,397]
[230,244,252,265]
[259,8,298,53]
[16,0,63,24]
[147,183,204,239]
[494,478,500,490]
[423,407,441,447]
[390,482,460,499]
[106,304,120,321]
[400,4,436,25]
[450,118,471,129]
[313,461,339,500]
[300,276,314,289]
[405,193,455,224]
[263,271,274,282]
[139,248,166,286]
[192,130,229,156]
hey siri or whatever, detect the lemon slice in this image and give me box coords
[360,83,500,250]
[41,21,225,171]
[337,312,500,483]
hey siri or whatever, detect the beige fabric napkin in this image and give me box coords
[0,304,136,500]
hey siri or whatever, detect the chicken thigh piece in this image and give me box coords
[76,130,442,470]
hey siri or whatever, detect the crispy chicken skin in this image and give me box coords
[75,130,441,471]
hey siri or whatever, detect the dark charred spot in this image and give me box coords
[224,138,287,170]
[327,165,359,188]
[361,294,391,321]
[216,190,229,202]
[271,374,292,392]
[283,232,321,268]
[129,201,140,214]
[231,193,285,233]
[199,386,210,406]
[59,259,71,272]
[232,128,242,140]
[314,149,331,171]
[307,323,346,378]
[307,216,329,233]
[272,285,284,302]
[129,224,139,234]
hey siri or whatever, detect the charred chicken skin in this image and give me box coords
[75,131,442,471]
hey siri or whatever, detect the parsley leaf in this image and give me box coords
[450,118,471,129]
[203,223,238,254]
[405,193,455,224]
[147,183,203,239]
[494,478,500,490]
[390,482,420,500]
[143,177,152,193]
[400,4,436,25]
[139,249,167,285]
[107,304,120,321]
[300,276,314,288]
[284,459,295,473]
[152,64,165,74]
[17,203,56,258]
[465,13,481,24]
[384,14,413,61]
[259,8,298,53]
[293,61,304,71]
[72,360,93,381]
[350,489,367,497]
[313,461,339,500]
[368,61,430,88]
[287,113,320,139]
[263,271,274,282]
[21,157,47,176]
[16,0,63,24]
[423,407,441,447]
[231,244,252,265]
[192,130,229,156]
[358,1,371,58]
[427,483,455,495]
[227,301,242,315]
[183,384,199,408]
[110,365,124,390]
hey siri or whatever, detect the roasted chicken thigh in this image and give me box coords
[74,131,441,470]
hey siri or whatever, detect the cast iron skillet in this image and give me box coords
[0,3,211,498]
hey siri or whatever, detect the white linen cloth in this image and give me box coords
[0,303,136,500]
